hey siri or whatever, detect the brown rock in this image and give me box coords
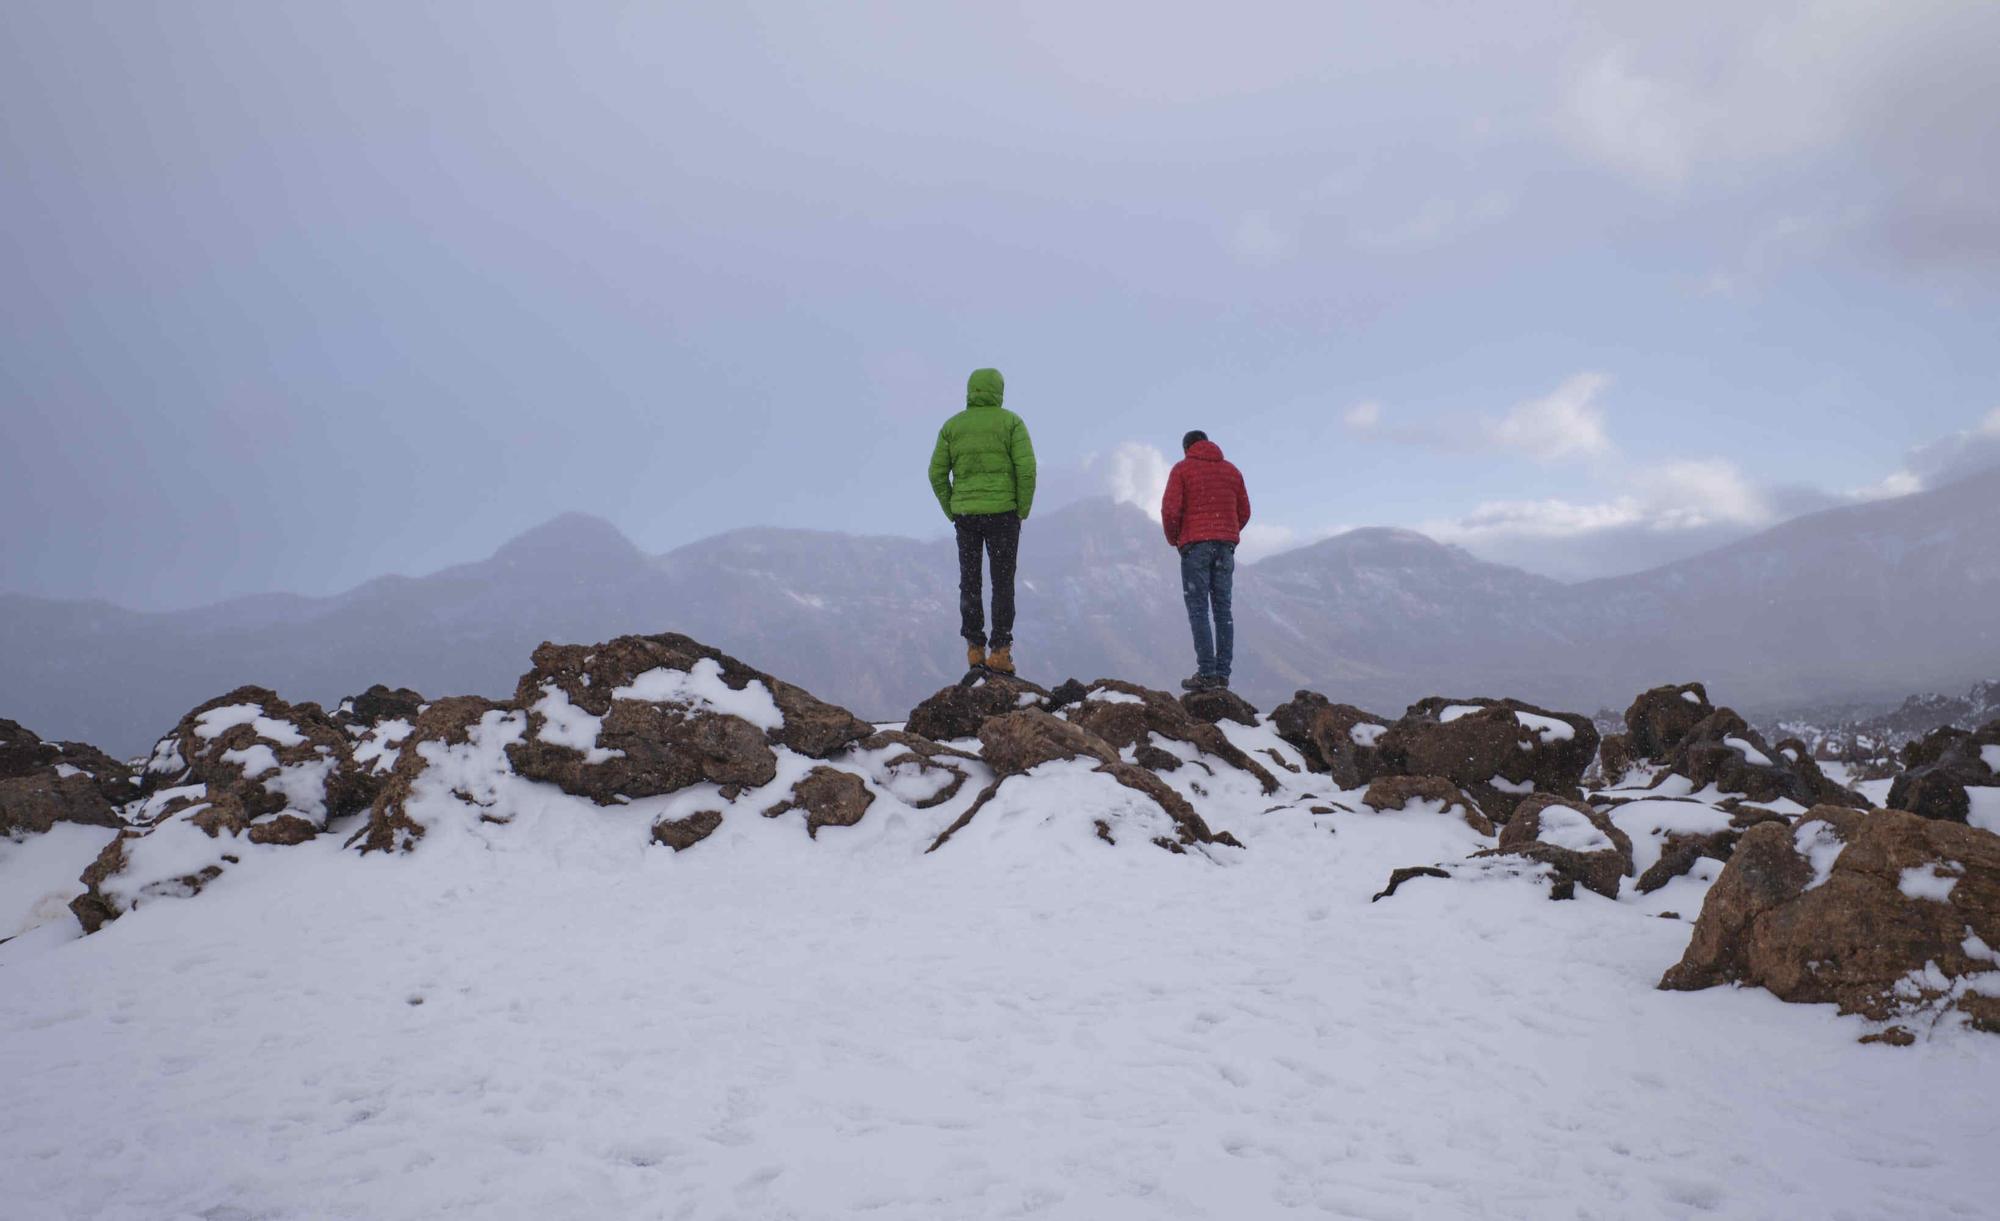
[845,730,981,811]
[1180,688,1259,727]
[1596,733,1636,788]
[1886,720,2000,824]
[350,697,508,854]
[1377,697,1600,820]
[336,684,427,730]
[652,810,724,852]
[1661,807,2000,1034]
[762,766,875,838]
[1360,775,1493,835]
[1653,709,1865,809]
[1064,680,1277,794]
[0,719,130,835]
[1482,794,1633,900]
[1625,682,1713,760]
[1269,692,1390,789]
[508,700,777,804]
[906,671,1053,742]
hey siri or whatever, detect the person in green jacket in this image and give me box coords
[929,367,1037,674]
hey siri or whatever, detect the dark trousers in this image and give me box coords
[955,512,1020,648]
[1180,541,1236,678]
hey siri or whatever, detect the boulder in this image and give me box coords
[762,766,875,838]
[1478,794,1633,900]
[1652,709,1865,809]
[70,687,372,932]
[841,730,982,811]
[1359,775,1493,835]
[1376,697,1599,820]
[652,809,724,852]
[335,684,427,731]
[349,697,511,854]
[1625,682,1713,760]
[906,671,1052,742]
[1595,733,1636,788]
[1886,721,2000,825]
[1661,807,2000,1036]
[1269,692,1390,789]
[0,718,127,836]
[927,710,1235,854]
[1623,805,1790,895]
[1061,680,1278,794]
[504,633,871,804]
[1180,688,1259,727]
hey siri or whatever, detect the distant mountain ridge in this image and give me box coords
[6,467,2000,756]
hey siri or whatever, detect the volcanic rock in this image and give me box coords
[1886,721,2000,825]
[1062,680,1278,794]
[1180,688,1259,727]
[0,718,126,836]
[1652,709,1865,809]
[1479,794,1633,900]
[1661,807,2000,1035]
[1268,692,1390,789]
[1359,775,1493,835]
[1625,682,1713,760]
[1376,697,1599,820]
[906,671,1052,743]
[763,766,876,838]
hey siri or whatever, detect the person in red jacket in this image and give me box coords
[1160,430,1251,690]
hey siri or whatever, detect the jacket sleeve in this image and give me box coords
[1161,463,1186,547]
[1235,466,1252,530]
[1010,416,1037,520]
[928,427,954,520]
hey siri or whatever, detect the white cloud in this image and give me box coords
[1487,373,1615,462]
[1352,190,1513,252]
[1229,210,1294,267]
[1427,455,1769,547]
[1102,441,1173,520]
[1876,407,2000,494]
[1562,48,1703,188]
[1343,401,1382,432]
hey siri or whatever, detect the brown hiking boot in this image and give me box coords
[966,642,987,669]
[986,645,1015,675]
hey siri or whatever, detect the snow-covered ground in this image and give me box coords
[3,717,1996,1221]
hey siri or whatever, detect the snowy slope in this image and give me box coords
[3,714,1994,1220]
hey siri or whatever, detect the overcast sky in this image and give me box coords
[4,0,1997,608]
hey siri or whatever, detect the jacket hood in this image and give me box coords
[1185,439,1225,462]
[966,367,1005,410]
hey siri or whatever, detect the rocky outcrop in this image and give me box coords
[335,684,426,731]
[1622,805,1790,895]
[349,697,510,854]
[1661,807,2000,1037]
[1359,776,1492,835]
[1269,692,1389,789]
[1180,688,1259,727]
[1886,721,2000,824]
[652,809,724,852]
[1595,733,1637,787]
[905,672,1051,742]
[1478,795,1633,900]
[927,710,1237,854]
[0,718,127,836]
[1061,680,1278,794]
[505,634,870,804]
[842,730,982,811]
[70,687,373,932]
[1376,697,1599,820]
[1625,682,1713,760]
[762,766,875,838]
[1652,709,1864,809]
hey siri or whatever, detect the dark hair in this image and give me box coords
[1182,430,1208,451]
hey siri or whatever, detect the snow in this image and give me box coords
[1966,787,2000,835]
[221,742,280,779]
[1982,744,2000,773]
[1085,690,1145,706]
[1681,690,1703,704]
[613,658,785,730]
[2,711,1996,1220]
[1897,863,1961,903]
[0,824,119,940]
[1488,775,1534,794]
[353,718,414,775]
[1514,711,1575,742]
[1533,804,1614,853]
[1725,736,1774,767]
[1794,821,1847,891]
[1607,800,1735,879]
[261,753,338,820]
[1348,722,1386,747]
[52,762,84,779]
[194,703,307,747]
[1439,704,1482,723]
[145,736,185,775]
[530,684,623,765]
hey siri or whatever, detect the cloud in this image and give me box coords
[1342,401,1382,433]
[1487,373,1615,462]
[1869,407,2000,495]
[1351,190,1513,252]
[1228,210,1294,267]
[1101,441,1173,520]
[1561,48,1705,188]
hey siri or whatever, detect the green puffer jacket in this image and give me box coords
[928,368,1037,521]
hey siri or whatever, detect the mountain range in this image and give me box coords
[6,465,1999,756]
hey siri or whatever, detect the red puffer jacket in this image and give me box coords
[1161,441,1251,548]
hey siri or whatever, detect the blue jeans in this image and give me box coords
[1180,541,1236,678]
